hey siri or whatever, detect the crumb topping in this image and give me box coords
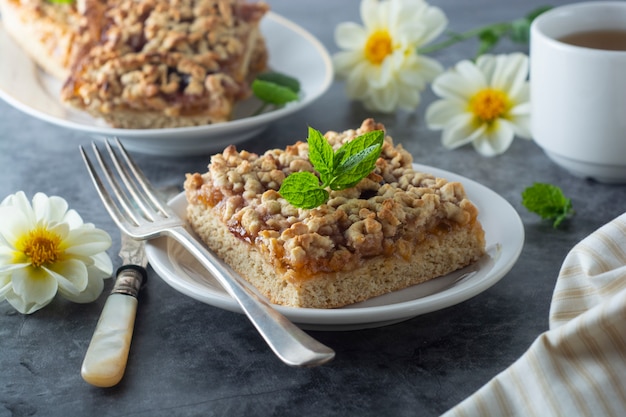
[61,0,268,125]
[184,118,480,280]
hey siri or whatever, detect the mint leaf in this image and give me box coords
[334,130,384,169]
[522,183,574,228]
[251,72,301,116]
[307,127,335,185]
[252,79,299,106]
[279,172,328,209]
[331,144,382,190]
[279,127,385,209]
[256,72,300,94]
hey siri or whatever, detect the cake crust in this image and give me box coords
[184,119,486,308]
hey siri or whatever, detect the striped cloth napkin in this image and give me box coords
[442,213,626,417]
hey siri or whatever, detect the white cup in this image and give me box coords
[530,2,626,183]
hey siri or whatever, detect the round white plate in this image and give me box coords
[0,13,333,156]
[145,164,525,331]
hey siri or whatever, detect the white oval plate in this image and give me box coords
[0,13,333,156]
[145,164,524,331]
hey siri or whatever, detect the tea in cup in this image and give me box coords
[530,1,626,183]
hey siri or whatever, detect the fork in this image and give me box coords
[79,139,335,367]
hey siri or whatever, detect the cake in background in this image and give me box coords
[0,0,269,128]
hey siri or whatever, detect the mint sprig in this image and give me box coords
[252,72,300,115]
[522,182,574,228]
[279,127,384,209]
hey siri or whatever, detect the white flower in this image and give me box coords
[332,0,447,113]
[0,192,113,314]
[425,53,532,157]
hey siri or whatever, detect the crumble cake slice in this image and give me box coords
[60,0,269,129]
[0,0,102,79]
[184,119,487,309]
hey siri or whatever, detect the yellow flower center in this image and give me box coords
[364,30,393,65]
[18,227,62,268]
[469,88,510,124]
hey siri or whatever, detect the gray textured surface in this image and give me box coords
[1,0,623,416]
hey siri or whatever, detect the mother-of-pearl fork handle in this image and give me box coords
[81,265,145,387]
[81,293,137,387]
[167,226,335,367]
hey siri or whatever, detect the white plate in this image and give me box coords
[145,164,524,331]
[0,13,333,156]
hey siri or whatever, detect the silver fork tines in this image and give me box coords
[80,139,180,235]
[80,139,335,367]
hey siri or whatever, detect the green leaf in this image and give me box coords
[477,29,501,56]
[331,144,382,190]
[279,172,328,209]
[279,128,384,209]
[334,130,384,169]
[252,79,299,106]
[510,6,552,44]
[307,127,335,185]
[509,18,531,43]
[256,72,300,94]
[416,6,553,57]
[522,183,574,228]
